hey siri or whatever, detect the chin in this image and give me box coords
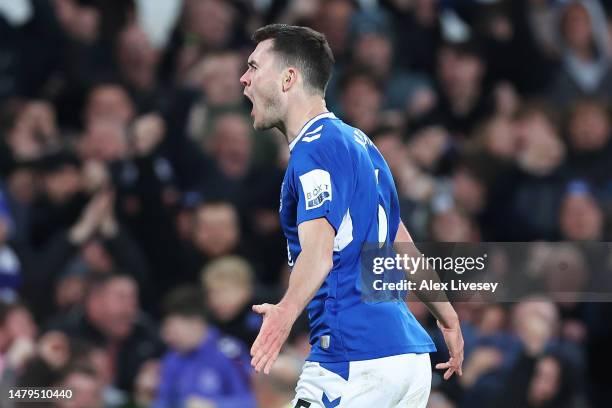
[253,120,274,132]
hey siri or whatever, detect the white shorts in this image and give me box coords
[291,353,432,408]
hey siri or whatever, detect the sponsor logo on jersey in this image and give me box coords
[299,169,332,210]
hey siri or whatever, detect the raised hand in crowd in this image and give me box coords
[68,189,115,245]
[131,113,167,158]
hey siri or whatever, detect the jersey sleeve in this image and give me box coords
[291,135,353,232]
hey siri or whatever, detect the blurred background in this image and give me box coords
[0,0,611,407]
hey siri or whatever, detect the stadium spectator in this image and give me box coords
[495,298,586,408]
[177,201,250,283]
[373,126,437,240]
[549,0,612,108]
[406,125,452,173]
[338,69,385,134]
[83,83,135,128]
[426,39,492,138]
[28,150,86,249]
[452,160,488,218]
[564,97,612,185]
[184,52,249,139]
[55,364,105,408]
[155,286,256,408]
[126,359,160,408]
[4,100,59,161]
[310,0,355,64]
[559,181,605,240]
[0,189,21,302]
[351,16,433,113]
[47,273,163,392]
[485,103,567,240]
[24,187,153,319]
[0,301,38,407]
[390,0,442,74]
[115,23,165,112]
[68,339,127,407]
[16,330,71,391]
[429,200,480,243]
[191,202,239,259]
[201,256,262,346]
[170,0,240,83]
[202,113,256,202]
[469,116,518,162]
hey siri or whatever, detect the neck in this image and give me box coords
[284,98,328,146]
[183,324,208,354]
[194,324,208,346]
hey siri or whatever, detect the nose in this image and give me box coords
[240,70,249,87]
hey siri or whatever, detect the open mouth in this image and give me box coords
[243,93,254,116]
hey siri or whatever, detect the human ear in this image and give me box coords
[282,68,297,92]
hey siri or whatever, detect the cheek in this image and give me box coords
[258,77,280,100]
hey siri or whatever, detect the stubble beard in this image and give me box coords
[253,90,283,132]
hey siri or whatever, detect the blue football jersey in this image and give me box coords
[280,112,436,363]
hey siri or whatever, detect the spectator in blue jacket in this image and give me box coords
[154,286,256,408]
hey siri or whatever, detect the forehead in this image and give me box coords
[106,277,136,292]
[197,205,234,219]
[248,39,276,65]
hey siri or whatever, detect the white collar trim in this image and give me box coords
[289,112,336,152]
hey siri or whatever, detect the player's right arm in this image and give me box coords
[250,217,335,374]
[394,220,464,380]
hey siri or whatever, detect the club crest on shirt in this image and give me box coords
[198,368,221,393]
[299,169,332,210]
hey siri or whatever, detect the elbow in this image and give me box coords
[321,254,333,273]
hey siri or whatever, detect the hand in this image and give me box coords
[518,314,552,356]
[132,113,166,157]
[250,303,296,374]
[435,320,464,380]
[20,101,58,142]
[494,82,519,118]
[99,210,119,238]
[69,190,114,244]
[37,331,70,369]
[6,337,36,370]
[82,160,110,193]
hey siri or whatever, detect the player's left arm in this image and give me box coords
[395,220,464,380]
[250,217,334,374]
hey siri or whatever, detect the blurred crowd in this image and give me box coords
[0,0,612,407]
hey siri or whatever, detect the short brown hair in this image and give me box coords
[161,285,206,319]
[252,24,335,95]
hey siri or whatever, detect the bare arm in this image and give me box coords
[394,220,464,379]
[394,221,459,328]
[250,217,334,374]
[279,217,335,317]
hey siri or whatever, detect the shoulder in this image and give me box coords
[291,119,355,166]
[206,328,248,360]
[293,116,347,151]
[216,335,247,360]
[159,350,181,369]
